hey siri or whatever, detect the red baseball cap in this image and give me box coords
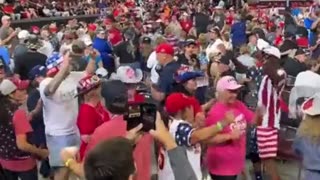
[165,93,193,115]
[76,75,101,97]
[156,43,174,56]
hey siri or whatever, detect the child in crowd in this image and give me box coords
[158,92,234,180]
[293,92,320,180]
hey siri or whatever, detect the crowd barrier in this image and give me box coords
[11,14,100,29]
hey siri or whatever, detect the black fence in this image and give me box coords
[11,14,100,29]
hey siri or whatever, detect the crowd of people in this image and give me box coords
[0,0,105,20]
[1,0,320,180]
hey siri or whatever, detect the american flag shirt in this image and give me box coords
[158,119,202,180]
[257,75,286,129]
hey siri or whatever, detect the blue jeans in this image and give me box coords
[2,167,38,180]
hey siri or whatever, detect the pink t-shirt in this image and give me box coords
[0,109,37,171]
[205,100,254,176]
[86,115,152,180]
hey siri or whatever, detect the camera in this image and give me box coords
[124,103,157,132]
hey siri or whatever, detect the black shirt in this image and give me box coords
[176,54,190,66]
[283,58,307,77]
[114,41,138,64]
[14,51,47,80]
[194,12,210,34]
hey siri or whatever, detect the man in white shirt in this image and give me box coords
[39,50,95,180]
[38,29,54,57]
[146,51,159,84]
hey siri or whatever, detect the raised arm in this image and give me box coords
[44,52,71,97]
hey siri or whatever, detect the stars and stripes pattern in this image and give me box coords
[46,52,63,70]
[256,75,284,159]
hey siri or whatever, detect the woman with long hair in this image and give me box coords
[0,77,48,180]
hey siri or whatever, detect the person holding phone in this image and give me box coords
[85,80,152,180]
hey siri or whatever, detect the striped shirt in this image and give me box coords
[257,76,285,129]
[256,75,286,159]
[165,35,180,55]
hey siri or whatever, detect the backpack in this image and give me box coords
[0,106,31,160]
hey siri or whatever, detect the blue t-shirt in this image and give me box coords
[231,21,247,48]
[157,61,180,95]
[85,55,102,69]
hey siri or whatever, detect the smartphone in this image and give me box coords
[125,103,157,132]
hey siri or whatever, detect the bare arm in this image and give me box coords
[85,56,96,75]
[2,29,17,45]
[190,120,228,145]
[97,61,103,68]
[44,53,71,97]
[151,86,165,102]
[311,18,320,30]
[16,134,48,159]
[44,64,70,97]
[67,159,85,177]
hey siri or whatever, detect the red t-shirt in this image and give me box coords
[296,37,308,48]
[108,27,122,46]
[77,103,110,160]
[190,96,202,117]
[274,36,283,47]
[0,109,37,171]
[226,16,234,25]
[86,115,152,180]
[180,19,193,33]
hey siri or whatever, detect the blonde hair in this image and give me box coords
[297,115,320,143]
[164,26,174,35]
[198,33,207,46]
[155,36,167,46]
[240,45,250,55]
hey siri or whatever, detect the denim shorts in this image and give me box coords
[46,133,80,168]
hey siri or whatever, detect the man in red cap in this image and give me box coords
[151,43,180,102]
[104,16,122,46]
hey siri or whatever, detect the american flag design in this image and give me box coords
[256,75,285,159]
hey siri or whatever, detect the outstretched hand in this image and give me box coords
[149,112,177,150]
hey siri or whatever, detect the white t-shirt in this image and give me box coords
[59,43,72,55]
[38,40,54,58]
[205,38,224,61]
[39,71,85,136]
[147,51,159,84]
[158,119,202,180]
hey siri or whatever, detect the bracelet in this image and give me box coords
[216,122,223,131]
[65,158,74,168]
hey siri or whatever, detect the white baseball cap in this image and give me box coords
[0,78,30,96]
[18,30,30,40]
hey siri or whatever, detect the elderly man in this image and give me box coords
[151,43,180,102]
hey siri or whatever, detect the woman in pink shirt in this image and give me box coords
[205,76,257,180]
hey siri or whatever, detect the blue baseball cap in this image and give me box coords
[28,65,47,80]
[174,66,204,83]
